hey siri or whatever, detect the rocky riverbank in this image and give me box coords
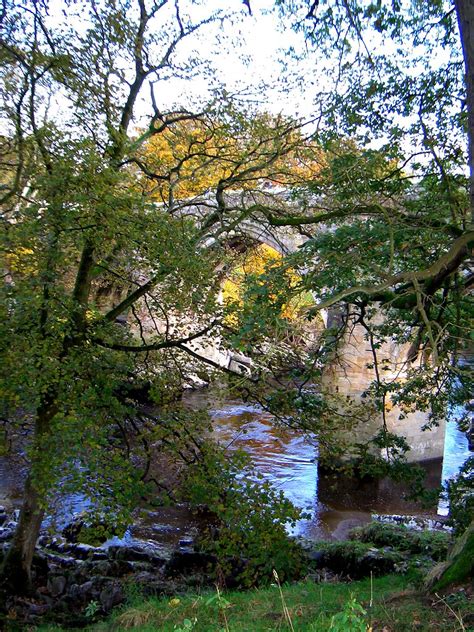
[0,505,453,628]
[0,505,219,627]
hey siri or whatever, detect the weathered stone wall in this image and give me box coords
[322,314,446,463]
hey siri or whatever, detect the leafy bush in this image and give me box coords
[446,456,474,536]
[77,523,118,547]
[180,441,307,587]
[327,596,368,632]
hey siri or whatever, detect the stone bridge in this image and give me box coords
[222,219,445,463]
[129,198,446,465]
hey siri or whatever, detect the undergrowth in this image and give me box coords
[35,573,474,632]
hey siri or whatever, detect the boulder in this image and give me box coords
[307,541,403,579]
[87,559,134,577]
[0,526,15,542]
[108,542,167,566]
[47,575,67,597]
[99,582,124,612]
[165,550,216,577]
[133,570,176,596]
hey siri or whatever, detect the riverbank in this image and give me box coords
[34,574,474,631]
[1,396,471,629]
[0,512,459,629]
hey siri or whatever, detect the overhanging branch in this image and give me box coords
[308,230,474,314]
[93,319,218,352]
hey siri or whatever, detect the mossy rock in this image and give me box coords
[309,541,404,579]
[426,521,474,591]
[350,521,451,561]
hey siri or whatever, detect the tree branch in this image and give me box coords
[308,230,474,314]
[93,319,218,352]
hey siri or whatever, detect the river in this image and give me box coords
[184,391,473,540]
[0,392,472,545]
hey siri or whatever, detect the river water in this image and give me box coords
[0,393,472,543]
[184,391,473,540]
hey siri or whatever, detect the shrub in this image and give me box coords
[327,596,368,632]
[180,441,307,587]
[446,456,474,536]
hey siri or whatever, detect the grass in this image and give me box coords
[35,573,474,632]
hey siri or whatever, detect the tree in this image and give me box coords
[236,0,474,584]
[139,112,325,201]
[278,0,473,337]
[1,0,473,598]
[0,0,317,592]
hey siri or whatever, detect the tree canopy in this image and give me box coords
[0,0,306,590]
[0,0,473,596]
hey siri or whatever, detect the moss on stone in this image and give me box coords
[431,523,474,591]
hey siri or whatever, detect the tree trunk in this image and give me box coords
[0,474,45,594]
[425,519,474,591]
[1,236,94,594]
[0,399,56,594]
[455,0,474,223]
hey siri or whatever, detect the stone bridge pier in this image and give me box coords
[322,311,446,464]
[225,217,446,464]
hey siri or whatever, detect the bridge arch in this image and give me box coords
[126,203,447,465]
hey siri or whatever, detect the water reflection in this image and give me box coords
[207,401,319,536]
[195,396,374,540]
[1,394,471,543]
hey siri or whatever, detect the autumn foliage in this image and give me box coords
[138,111,326,201]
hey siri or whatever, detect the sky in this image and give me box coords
[3,0,463,165]
[0,0,322,139]
[129,0,462,164]
[133,0,320,124]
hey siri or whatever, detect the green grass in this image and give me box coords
[36,574,474,632]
